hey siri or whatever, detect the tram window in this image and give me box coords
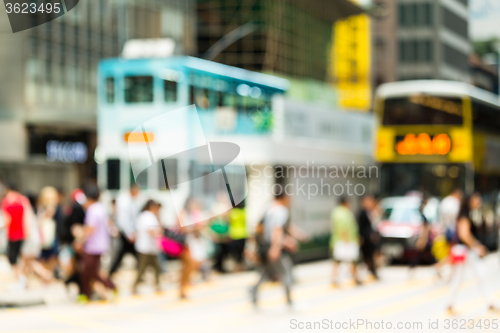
[383,96,463,125]
[124,75,153,103]
[218,91,223,107]
[163,79,177,102]
[105,77,114,103]
[472,99,500,134]
[189,86,210,109]
[107,159,120,190]
[222,92,235,107]
[158,158,177,190]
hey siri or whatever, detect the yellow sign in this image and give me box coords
[331,6,371,111]
[124,132,155,143]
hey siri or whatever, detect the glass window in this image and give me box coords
[106,77,114,103]
[407,40,417,62]
[163,79,177,102]
[398,4,406,27]
[189,86,210,109]
[107,159,121,190]
[442,6,467,39]
[417,40,433,62]
[398,41,406,62]
[408,3,417,26]
[425,40,433,61]
[222,92,236,107]
[472,99,500,134]
[383,95,463,125]
[424,3,433,26]
[124,75,153,103]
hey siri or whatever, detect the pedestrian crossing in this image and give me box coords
[0,257,499,333]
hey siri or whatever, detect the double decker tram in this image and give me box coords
[96,56,288,224]
[374,80,500,249]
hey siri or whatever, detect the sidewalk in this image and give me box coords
[0,256,68,308]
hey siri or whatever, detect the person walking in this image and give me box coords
[1,182,29,286]
[409,197,433,277]
[439,188,463,241]
[22,194,52,284]
[109,184,140,276]
[80,186,117,303]
[59,189,86,294]
[250,192,294,307]
[210,194,231,273]
[37,186,59,278]
[133,200,162,294]
[434,188,463,277]
[357,194,379,280]
[330,197,361,286]
[228,201,247,272]
[448,193,496,313]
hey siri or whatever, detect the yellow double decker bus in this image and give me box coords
[375,80,500,198]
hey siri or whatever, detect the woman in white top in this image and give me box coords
[133,200,162,294]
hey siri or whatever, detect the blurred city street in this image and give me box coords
[0,254,499,333]
[0,0,500,332]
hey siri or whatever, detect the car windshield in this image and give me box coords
[381,199,438,224]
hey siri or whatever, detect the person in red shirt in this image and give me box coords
[1,182,28,281]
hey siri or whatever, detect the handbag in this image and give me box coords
[158,228,186,257]
[333,241,359,262]
[158,237,183,257]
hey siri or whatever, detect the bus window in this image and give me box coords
[163,79,177,102]
[158,158,177,190]
[124,75,153,103]
[383,95,463,125]
[472,99,500,134]
[107,159,121,190]
[106,77,114,103]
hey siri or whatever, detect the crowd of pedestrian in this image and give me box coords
[0,182,251,302]
[0,180,497,312]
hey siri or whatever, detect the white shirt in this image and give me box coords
[115,192,139,238]
[263,204,289,242]
[439,195,461,230]
[135,211,160,255]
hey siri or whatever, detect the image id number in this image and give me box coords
[5,2,61,14]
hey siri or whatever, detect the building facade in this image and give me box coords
[196,0,364,82]
[373,0,470,86]
[0,0,195,193]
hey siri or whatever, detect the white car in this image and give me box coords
[377,195,439,261]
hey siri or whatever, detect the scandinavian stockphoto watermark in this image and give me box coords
[127,105,248,226]
[249,162,379,199]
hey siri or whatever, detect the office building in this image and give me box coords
[373,0,470,86]
[0,0,195,193]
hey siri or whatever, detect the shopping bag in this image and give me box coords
[449,244,467,264]
[333,241,359,262]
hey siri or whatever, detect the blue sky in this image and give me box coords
[469,0,500,40]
